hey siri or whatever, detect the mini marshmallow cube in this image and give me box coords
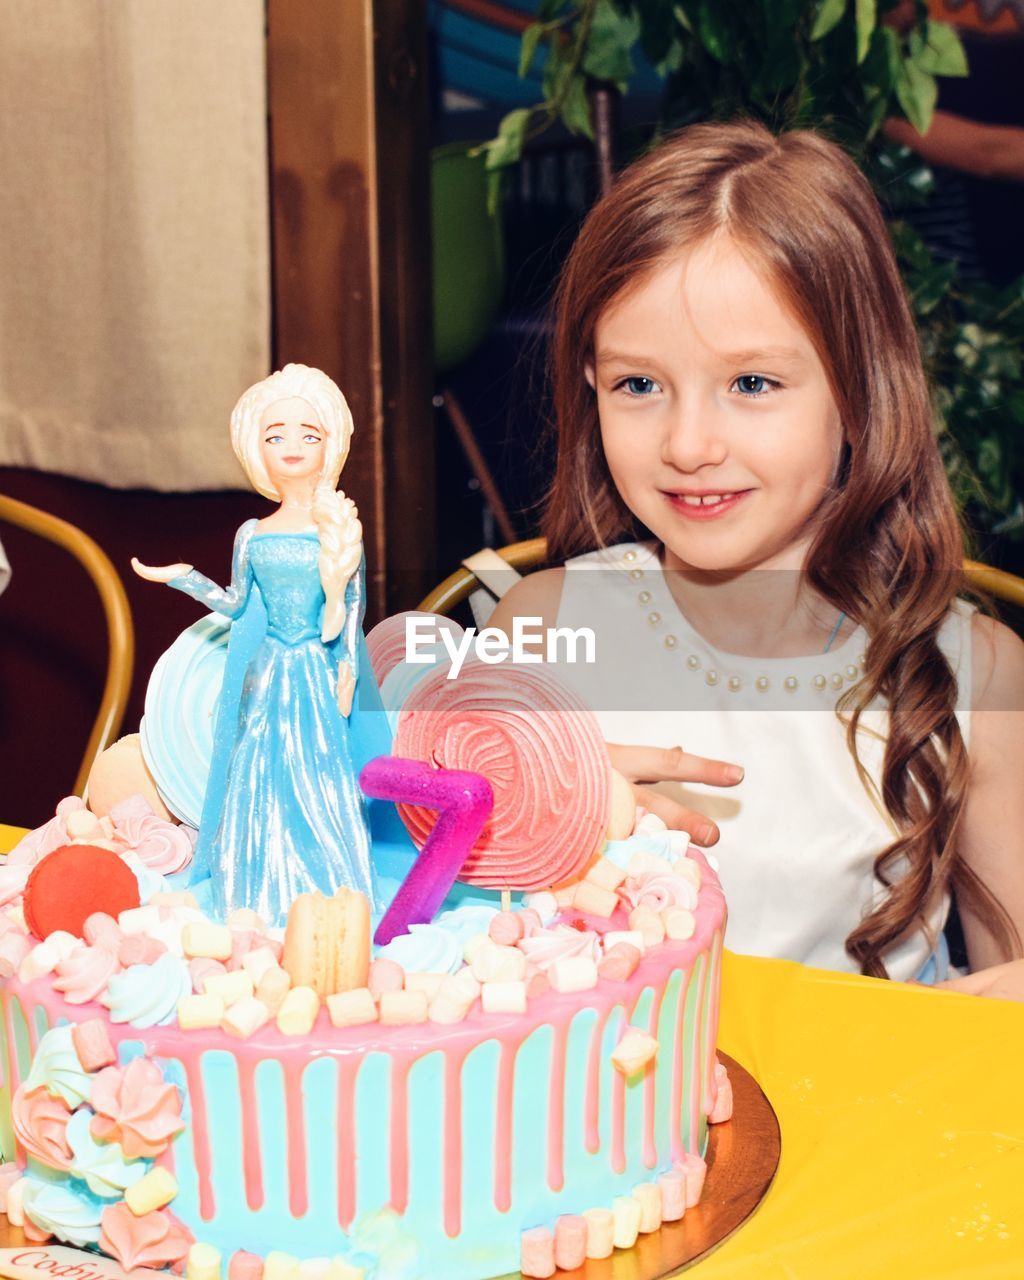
[662,907,696,941]
[611,1027,659,1078]
[277,986,320,1036]
[523,891,557,924]
[571,880,619,918]
[668,830,692,857]
[262,1253,299,1280]
[65,809,105,841]
[227,908,267,933]
[190,957,227,992]
[6,1176,26,1226]
[204,970,255,1005]
[72,1018,117,1071]
[549,955,598,994]
[582,1207,614,1258]
[525,969,550,998]
[552,883,577,910]
[298,1260,332,1280]
[627,850,673,877]
[46,931,81,963]
[598,942,642,983]
[675,1151,707,1207]
[462,932,493,966]
[329,1260,365,1280]
[658,1170,687,1222]
[178,993,227,1030]
[118,906,161,936]
[604,929,646,955]
[327,987,379,1028]
[241,946,279,987]
[585,856,628,892]
[480,980,527,1015]
[636,811,668,835]
[472,942,526,984]
[228,1251,265,1280]
[709,1073,734,1124]
[403,971,445,1001]
[447,967,481,1002]
[378,989,428,1025]
[628,906,666,948]
[125,1166,178,1215]
[119,935,167,967]
[257,966,292,1015]
[182,921,233,961]
[612,1195,642,1249]
[673,856,702,889]
[20,940,60,983]
[488,910,524,946]
[427,993,471,1025]
[186,1244,223,1280]
[221,996,271,1039]
[149,890,199,911]
[554,1215,587,1270]
[520,1226,555,1278]
[632,1181,663,1233]
[367,957,405,998]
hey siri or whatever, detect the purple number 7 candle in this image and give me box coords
[361,756,494,945]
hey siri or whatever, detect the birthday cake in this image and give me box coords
[0,366,729,1280]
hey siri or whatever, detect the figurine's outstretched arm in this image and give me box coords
[133,521,255,620]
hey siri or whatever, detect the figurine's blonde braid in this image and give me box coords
[313,483,362,645]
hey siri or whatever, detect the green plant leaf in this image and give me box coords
[855,0,876,63]
[912,20,968,77]
[519,23,545,79]
[695,0,737,64]
[895,58,937,134]
[811,0,846,40]
[582,0,640,86]
[483,107,531,171]
[560,73,595,137]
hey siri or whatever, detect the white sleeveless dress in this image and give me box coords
[552,541,975,982]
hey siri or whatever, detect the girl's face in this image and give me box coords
[260,397,327,491]
[591,235,842,574]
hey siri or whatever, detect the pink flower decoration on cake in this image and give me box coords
[12,1084,74,1170]
[517,924,600,972]
[620,871,698,915]
[111,796,195,876]
[100,1202,193,1271]
[90,1058,185,1158]
[6,797,85,867]
[53,943,122,1005]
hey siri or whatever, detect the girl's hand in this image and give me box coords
[336,661,355,717]
[131,557,193,583]
[935,960,1024,1003]
[607,743,744,846]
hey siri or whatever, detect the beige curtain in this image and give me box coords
[0,0,270,491]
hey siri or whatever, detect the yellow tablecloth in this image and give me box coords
[2,823,1022,1279]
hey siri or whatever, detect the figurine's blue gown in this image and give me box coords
[170,520,386,925]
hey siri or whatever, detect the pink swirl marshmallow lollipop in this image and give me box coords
[394,660,610,891]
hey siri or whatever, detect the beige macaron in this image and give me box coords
[282,887,371,998]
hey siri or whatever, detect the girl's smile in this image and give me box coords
[591,234,842,575]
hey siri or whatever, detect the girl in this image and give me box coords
[491,120,1024,991]
[133,363,388,925]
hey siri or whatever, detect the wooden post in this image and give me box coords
[267,0,435,620]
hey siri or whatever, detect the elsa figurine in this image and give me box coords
[133,364,384,925]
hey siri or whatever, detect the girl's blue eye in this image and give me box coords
[265,434,283,444]
[621,376,658,396]
[734,375,773,396]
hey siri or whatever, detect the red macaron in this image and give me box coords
[23,845,141,940]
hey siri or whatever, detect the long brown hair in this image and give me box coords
[545,119,1017,977]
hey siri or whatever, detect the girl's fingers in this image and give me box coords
[936,959,1024,1001]
[634,786,720,847]
[608,742,744,788]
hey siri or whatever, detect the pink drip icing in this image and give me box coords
[179,1047,216,1220]
[237,1058,264,1211]
[546,1020,568,1192]
[156,1138,176,1178]
[443,1046,469,1236]
[336,1056,359,1229]
[281,1059,308,1218]
[389,1058,410,1215]
[669,968,691,1164]
[493,1040,515,1213]
[584,1006,612,1154]
[643,985,665,1169]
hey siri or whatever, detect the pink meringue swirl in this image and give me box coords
[394,660,610,890]
[53,944,121,1005]
[90,1058,185,1159]
[6,797,85,867]
[112,797,194,876]
[366,611,464,684]
[100,1202,193,1272]
[517,924,601,971]
[619,871,698,914]
[12,1084,74,1170]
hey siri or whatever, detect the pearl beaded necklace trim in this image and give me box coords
[621,547,866,693]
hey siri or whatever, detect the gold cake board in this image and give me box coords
[0,1055,779,1280]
